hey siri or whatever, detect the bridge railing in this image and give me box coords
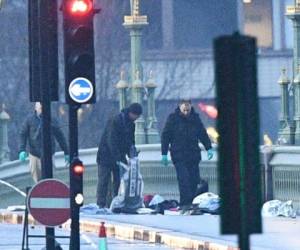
[0,145,299,212]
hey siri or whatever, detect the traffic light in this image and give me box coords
[70,158,84,206]
[62,0,98,104]
[28,0,59,102]
[214,33,262,235]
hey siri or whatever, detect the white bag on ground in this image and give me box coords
[261,200,297,218]
[192,192,220,214]
[110,146,144,213]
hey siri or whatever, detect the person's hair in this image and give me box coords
[128,103,143,115]
[179,99,191,104]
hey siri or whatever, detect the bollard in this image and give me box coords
[98,221,108,250]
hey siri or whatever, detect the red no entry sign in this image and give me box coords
[27,179,70,227]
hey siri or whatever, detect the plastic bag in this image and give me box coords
[148,194,165,207]
[110,146,144,213]
[261,200,297,218]
[192,192,220,214]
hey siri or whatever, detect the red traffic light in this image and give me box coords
[73,164,84,175]
[68,0,92,15]
[198,102,218,119]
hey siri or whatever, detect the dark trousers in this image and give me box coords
[174,160,201,206]
[96,162,120,208]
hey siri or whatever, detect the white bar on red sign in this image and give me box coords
[30,198,70,209]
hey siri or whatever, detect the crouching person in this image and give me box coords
[96,103,143,208]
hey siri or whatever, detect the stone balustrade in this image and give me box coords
[0,145,300,213]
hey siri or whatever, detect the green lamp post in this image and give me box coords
[0,105,10,164]
[145,71,160,143]
[123,0,148,144]
[119,0,160,144]
[116,70,129,110]
[278,69,292,144]
[285,0,300,144]
[294,66,300,144]
[132,70,146,144]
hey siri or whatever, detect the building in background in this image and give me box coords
[136,0,293,144]
[140,0,287,51]
[0,0,295,156]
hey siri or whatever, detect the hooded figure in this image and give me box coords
[96,103,142,208]
[161,99,213,212]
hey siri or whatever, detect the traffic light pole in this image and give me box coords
[62,1,98,247]
[69,103,80,250]
[38,0,58,249]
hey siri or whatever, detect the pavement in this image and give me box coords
[0,223,174,250]
[1,209,300,250]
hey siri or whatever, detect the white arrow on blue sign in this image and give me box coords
[68,77,94,103]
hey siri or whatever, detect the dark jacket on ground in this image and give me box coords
[19,113,68,158]
[161,107,212,164]
[97,108,135,165]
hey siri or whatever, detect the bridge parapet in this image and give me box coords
[1,145,300,212]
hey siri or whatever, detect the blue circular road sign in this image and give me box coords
[68,77,94,103]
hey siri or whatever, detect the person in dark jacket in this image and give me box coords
[18,102,69,183]
[161,99,213,211]
[96,103,143,208]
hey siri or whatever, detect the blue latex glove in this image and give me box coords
[19,151,28,161]
[207,149,213,160]
[161,155,168,166]
[64,154,70,163]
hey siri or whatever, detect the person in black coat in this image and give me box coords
[161,99,213,210]
[96,103,143,208]
[18,102,69,183]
